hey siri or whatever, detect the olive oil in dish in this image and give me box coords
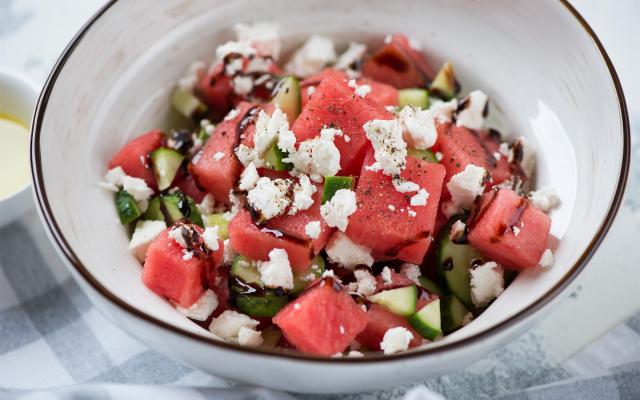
[0,115,30,199]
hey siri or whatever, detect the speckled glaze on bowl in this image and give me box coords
[31,0,629,393]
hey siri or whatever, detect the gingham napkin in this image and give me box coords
[0,211,639,400]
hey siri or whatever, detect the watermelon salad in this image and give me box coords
[101,23,561,357]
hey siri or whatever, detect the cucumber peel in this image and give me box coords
[264,142,293,171]
[115,190,142,225]
[291,256,325,294]
[418,276,444,297]
[171,86,208,120]
[231,256,262,286]
[368,285,417,317]
[408,148,438,163]
[151,147,185,191]
[408,298,442,340]
[322,176,354,204]
[399,88,429,109]
[205,213,230,240]
[142,196,164,221]
[271,76,301,124]
[234,291,289,318]
[441,295,470,333]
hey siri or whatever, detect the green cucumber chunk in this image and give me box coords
[171,86,208,120]
[151,147,185,191]
[408,298,442,340]
[408,148,438,163]
[436,219,482,308]
[160,192,203,227]
[234,292,289,318]
[367,285,417,317]
[205,213,229,240]
[264,142,293,171]
[418,276,444,297]
[115,190,142,225]
[230,256,262,286]
[322,176,354,204]
[142,196,164,221]
[441,295,470,333]
[399,88,429,109]
[429,61,459,100]
[291,256,326,294]
[271,76,301,123]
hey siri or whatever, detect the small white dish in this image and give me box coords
[0,67,39,227]
[31,0,630,394]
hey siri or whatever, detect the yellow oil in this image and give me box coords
[0,114,30,199]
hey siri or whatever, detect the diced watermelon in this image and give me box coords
[292,73,393,176]
[356,304,422,351]
[194,62,235,121]
[108,129,164,189]
[209,265,230,317]
[273,280,368,355]
[228,209,314,272]
[477,130,526,185]
[375,269,415,292]
[189,102,256,205]
[265,182,334,254]
[142,225,210,308]
[175,174,207,203]
[362,34,433,89]
[346,149,446,262]
[467,188,551,270]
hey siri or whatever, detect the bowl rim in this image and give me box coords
[30,0,631,363]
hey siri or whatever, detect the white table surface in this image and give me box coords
[1,0,639,378]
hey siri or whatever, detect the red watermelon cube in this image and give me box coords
[273,280,368,355]
[175,174,207,203]
[194,62,236,121]
[228,209,314,272]
[477,130,527,185]
[292,72,394,176]
[375,269,415,292]
[467,188,551,270]
[189,102,256,205]
[356,304,422,351]
[108,129,164,189]
[346,149,446,262]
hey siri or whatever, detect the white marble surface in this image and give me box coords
[1,0,639,382]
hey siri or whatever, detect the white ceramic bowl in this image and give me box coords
[31,0,629,393]
[0,68,39,227]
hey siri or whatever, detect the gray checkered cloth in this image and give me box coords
[1,212,639,400]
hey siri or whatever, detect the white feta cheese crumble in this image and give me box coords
[224,108,239,121]
[449,220,466,242]
[539,249,554,268]
[203,226,220,251]
[334,42,367,71]
[392,176,420,193]
[121,175,153,202]
[168,226,188,248]
[513,136,536,179]
[209,310,260,342]
[237,326,264,347]
[128,220,167,261]
[470,261,504,308]
[101,166,127,191]
[176,289,219,321]
[398,106,438,150]
[234,22,281,60]
[499,142,510,157]
[400,263,421,285]
[225,57,244,76]
[435,151,443,161]
[388,204,396,211]
[410,188,429,207]
[352,269,377,296]
[223,238,237,265]
[325,232,374,268]
[285,35,337,78]
[182,250,194,261]
[512,226,521,236]
[363,119,407,176]
[307,86,316,96]
[196,194,215,215]
[528,187,561,213]
[456,90,488,130]
[355,84,372,98]
[238,162,260,191]
[380,327,414,355]
[213,151,225,161]
[254,108,293,156]
[347,350,364,358]
[247,177,292,220]
[289,174,317,215]
[429,98,458,123]
[232,75,253,96]
[348,79,358,89]
[216,40,256,61]
[407,209,417,217]
[320,189,357,231]
[288,130,341,182]
[235,144,263,168]
[447,164,487,210]
[381,266,393,285]
[305,220,322,239]
[257,248,294,290]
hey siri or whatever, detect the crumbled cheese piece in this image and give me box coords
[223,239,237,265]
[435,152,443,161]
[380,327,413,355]
[410,188,429,207]
[392,176,420,193]
[493,152,501,161]
[512,226,521,236]
[320,189,357,231]
[347,350,364,358]
[339,325,346,335]
[470,261,504,307]
[513,136,536,178]
[216,40,256,61]
[307,86,316,96]
[203,226,220,251]
[429,98,458,122]
[232,75,253,96]
[209,310,259,341]
[235,144,263,168]
[321,269,342,284]
[168,226,188,248]
[234,22,281,60]
[348,79,358,89]
[456,90,488,130]
[128,220,167,261]
[238,162,260,191]
[355,84,371,98]
[225,57,244,76]
[539,249,554,268]
[247,177,292,220]
[213,152,225,161]
[224,190,242,221]
[257,248,294,290]
[246,58,273,74]
[408,209,417,217]
[289,174,317,215]
[381,266,393,285]
[101,166,127,191]
[285,35,336,78]
[325,232,374,268]
[334,42,367,70]
[398,106,438,150]
[449,220,466,242]
[259,227,283,237]
[224,108,239,121]
[400,263,421,285]
[344,135,351,142]
[447,164,487,210]
[528,187,561,213]
[363,119,407,175]
[293,303,301,310]
[254,108,293,156]
[182,250,194,261]
[288,129,341,181]
[305,220,322,239]
[176,289,219,321]
[237,326,264,347]
[388,204,396,211]
[121,175,153,202]
[353,269,377,296]
[196,194,215,215]
[177,61,207,90]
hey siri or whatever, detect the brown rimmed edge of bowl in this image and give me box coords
[30,0,631,363]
